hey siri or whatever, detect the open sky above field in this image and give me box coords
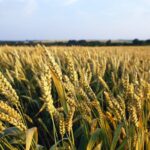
[0,0,150,40]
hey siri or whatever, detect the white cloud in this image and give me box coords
[143,0,150,3]
[64,0,79,6]
[24,0,38,15]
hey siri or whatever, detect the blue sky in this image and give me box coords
[0,0,150,40]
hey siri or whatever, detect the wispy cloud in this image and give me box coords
[0,0,38,16]
[16,0,38,15]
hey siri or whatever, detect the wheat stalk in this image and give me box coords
[0,101,22,122]
[0,71,20,106]
[0,112,26,131]
[40,67,57,115]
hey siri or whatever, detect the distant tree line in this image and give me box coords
[0,39,150,46]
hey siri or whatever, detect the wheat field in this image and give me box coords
[0,45,149,150]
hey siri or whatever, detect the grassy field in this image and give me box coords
[0,46,149,150]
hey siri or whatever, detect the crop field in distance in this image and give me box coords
[0,45,149,150]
